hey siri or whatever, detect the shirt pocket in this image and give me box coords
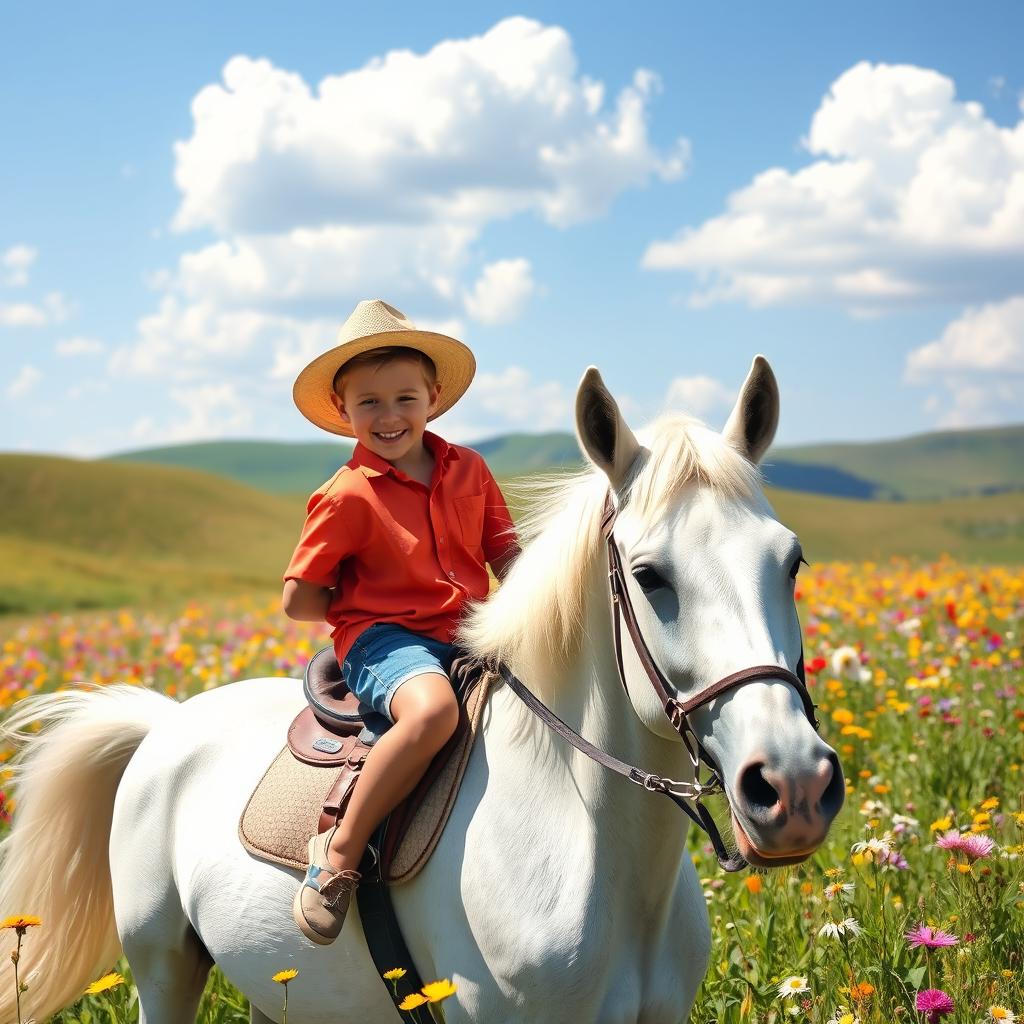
[452,493,485,550]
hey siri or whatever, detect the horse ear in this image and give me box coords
[722,355,779,466]
[575,367,640,490]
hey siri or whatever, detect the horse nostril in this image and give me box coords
[820,752,845,819]
[739,761,780,811]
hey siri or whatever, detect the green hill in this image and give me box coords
[106,423,1024,502]
[0,454,304,614]
[2,452,1023,616]
[770,423,1024,500]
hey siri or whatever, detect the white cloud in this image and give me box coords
[130,382,255,444]
[906,295,1024,427]
[906,295,1024,379]
[644,62,1024,312]
[464,259,536,324]
[2,245,36,287]
[172,20,686,236]
[664,375,736,417]
[7,364,42,398]
[56,336,106,357]
[0,292,69,328]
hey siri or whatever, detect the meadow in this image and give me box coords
[0,557,1022,1023]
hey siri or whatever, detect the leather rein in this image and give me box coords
[500,491,820,872]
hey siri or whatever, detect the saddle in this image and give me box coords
[239,647,493,884]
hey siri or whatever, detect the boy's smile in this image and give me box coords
[332,358,441,476]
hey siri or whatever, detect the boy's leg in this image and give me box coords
[326,671,459,873]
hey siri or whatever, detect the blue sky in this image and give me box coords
[2,2,1022,455]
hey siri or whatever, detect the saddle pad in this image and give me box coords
[238,670,492,884]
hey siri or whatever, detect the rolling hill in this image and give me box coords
[2,452,1022,615]
[106,422,1024,502]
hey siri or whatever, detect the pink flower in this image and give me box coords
[935,830,966,852]
[959,834,995,861]
[916,989,955,1023]
[906,924,959,949]
[934,830,995,861]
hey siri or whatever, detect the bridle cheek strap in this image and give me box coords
[602,491,820,870]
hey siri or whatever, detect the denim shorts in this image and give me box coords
[342,623,458,723]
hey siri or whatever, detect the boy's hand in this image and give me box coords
[282,578,333,621]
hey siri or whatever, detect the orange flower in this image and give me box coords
[744,875,762,894]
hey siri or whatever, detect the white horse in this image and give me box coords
[0,359,843,1024]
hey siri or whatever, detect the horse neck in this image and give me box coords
[500,554,694,897]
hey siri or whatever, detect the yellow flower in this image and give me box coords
[421,979,458,1003]
[272,969,298,984]
[383,968,408,981]
[0,915,41,933]
[398,993,428,1010]
[930,816,953,832]
[981,797,1000,811]
[84,972,125,995]
[989,1007,1016,1024]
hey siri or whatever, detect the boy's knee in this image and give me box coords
[395,679,459,742]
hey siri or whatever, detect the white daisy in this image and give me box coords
[777,975,809,998]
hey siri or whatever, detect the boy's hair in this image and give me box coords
[332,346,438,397]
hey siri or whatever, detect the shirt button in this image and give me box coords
[448,570,457,580]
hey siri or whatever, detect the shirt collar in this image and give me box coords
[350,430,458,480]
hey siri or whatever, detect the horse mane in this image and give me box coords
[459,413,764,687]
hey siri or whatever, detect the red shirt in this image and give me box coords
[284,431,518,662]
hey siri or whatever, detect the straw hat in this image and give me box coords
[292,300,476,437]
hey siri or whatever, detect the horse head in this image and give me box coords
[575,356,845,867]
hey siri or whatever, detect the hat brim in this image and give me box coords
[292,329,476,437]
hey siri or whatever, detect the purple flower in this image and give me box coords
[959,833,995,861]
[916,989,954,1023]
[906,924,958,949]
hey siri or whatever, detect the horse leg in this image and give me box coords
[123,920,213,1024]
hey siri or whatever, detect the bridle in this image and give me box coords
[500,490,820,872]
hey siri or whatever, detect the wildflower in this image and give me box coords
[851,834,893,862]
[981,797,1000,811]
[777,976,809,998]
[960,833,996,860]
[905,924,959,948]
[828,1010,860,1024]
[399,993,429,1010]
[989,1006,1017,1023]
[916,988,955,1023]
[824,881,855,901]
[849,982,875,1000]
[832,646,869,682]
[0,916,41,935]
[383,968,407,981]
[745,875,763,894]
[421,979,458,1003]
[272,969,299,984]
[818,917,862,939]
[84,972,125,995]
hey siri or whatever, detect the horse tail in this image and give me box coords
[0,683,177,1021]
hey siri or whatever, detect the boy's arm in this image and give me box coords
[480,468,521,582]
[282,579,333,621]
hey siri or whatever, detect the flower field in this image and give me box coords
[1,557,1022,1023]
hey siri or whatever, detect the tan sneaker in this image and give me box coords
[293,826,362,946]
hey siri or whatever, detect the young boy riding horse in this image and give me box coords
[283,299,519,945]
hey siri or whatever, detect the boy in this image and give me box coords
[283,299,519,945]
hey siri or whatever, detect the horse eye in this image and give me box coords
[632,565,667,593]
[790,556,809,580]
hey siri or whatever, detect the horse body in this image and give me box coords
[0,358,843,1023]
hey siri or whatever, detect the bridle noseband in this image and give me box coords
[500,490,820,872]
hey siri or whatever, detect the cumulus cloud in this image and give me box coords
[644,62,1024,312]
[0,292,69,327]
[56,336,106,357]
[114,18,684,446]
[172,19,685,236]
[7,364,42,398]
[131,382,255,444]
[464,259,536,324]
[3,245,36,287]
[905,295,1024,427]
[664,374,736,418]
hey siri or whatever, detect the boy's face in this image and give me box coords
[331,358,441,463]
